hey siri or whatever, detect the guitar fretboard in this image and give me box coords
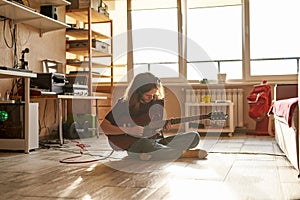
[146,112,227,130]
[168,115,209,125]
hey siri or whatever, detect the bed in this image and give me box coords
[268,84,299,178]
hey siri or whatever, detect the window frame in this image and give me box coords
[126,0,298,84]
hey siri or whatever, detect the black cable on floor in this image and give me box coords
[208,151,286,157]
[59,149,115,164]
[40,140,118,164]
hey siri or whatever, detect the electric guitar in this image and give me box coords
[107,111,228,150]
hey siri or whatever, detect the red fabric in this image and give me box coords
[268,97,298,127]
[247,84,272,119]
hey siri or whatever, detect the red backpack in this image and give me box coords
[247,83,272,121]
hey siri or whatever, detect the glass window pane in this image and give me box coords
[250,0,300,76]
[220,61,242,79]
[250,59,298,76]
[250,0,300,59]
[133,63,179,78]
[187,5,242,80]
[187,62,218,81]
[187,6,242,61]
[188,0,241,8]
[133,64,149,76]
[133,50,178,64]
[131,6,178,78]
[150,63,179,78]
[131,0,176,10]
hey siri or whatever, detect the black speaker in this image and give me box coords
[40,5,58,20]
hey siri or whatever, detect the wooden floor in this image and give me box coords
[1,133,300,200]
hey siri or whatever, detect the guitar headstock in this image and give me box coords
[207,111,228,120]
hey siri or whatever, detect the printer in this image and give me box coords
[31,73,66,94]
[64,71,89,96]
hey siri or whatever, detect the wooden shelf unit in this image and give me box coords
[66,60,112,69]
[0,0,69,35]
[31,0,70,6]
[66,8,110,23]
[66,47,112,57]
[66,7,113,94]
[66,28,110,40]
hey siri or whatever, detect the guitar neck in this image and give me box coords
[145,112,226,130]
[167,114,209,125]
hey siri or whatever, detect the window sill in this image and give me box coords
[165,80,297,87]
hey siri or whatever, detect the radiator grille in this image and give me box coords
[185,88,244,127]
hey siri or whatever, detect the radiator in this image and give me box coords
[185,88,244,128]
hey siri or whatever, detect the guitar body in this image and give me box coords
[107,100,165,150]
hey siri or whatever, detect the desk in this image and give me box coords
[28,94,108,145]
[0,69,37,153]
[57,95,107,145]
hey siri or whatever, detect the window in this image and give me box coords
[187,4,242,81]
[249,0,300,77]
[131,0,178,78]
[128,0,298,82]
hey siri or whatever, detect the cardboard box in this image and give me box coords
[69,39,109,53]
[67,0,100,11]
